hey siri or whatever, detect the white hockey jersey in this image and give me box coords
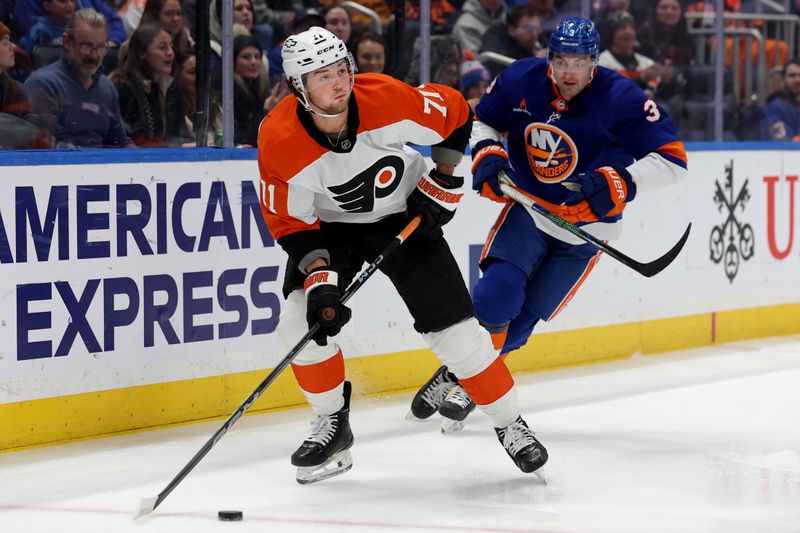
[257,73,472,259]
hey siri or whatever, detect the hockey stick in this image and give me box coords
[135,215,422,519]
[498,176,691,278]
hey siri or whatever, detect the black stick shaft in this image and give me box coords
[148,216,422,512]
[499,182,691,278]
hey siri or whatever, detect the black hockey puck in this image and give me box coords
[218,510,243,521]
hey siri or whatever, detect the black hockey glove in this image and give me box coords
[406,169,465,235]
[304,267,352,346]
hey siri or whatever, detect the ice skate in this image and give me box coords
[292,381,354,485]
[407,366,459,420]
[495,416,548,482]
[439,384,476,434]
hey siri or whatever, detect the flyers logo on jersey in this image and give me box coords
[524,123,578,183]
[328,155,404,212]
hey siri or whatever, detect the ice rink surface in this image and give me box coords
[2,336,800,533]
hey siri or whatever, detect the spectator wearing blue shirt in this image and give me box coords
[14,0,127,46]
[24,8,132,147]
[20,0,75,56]
[761,59,800,141]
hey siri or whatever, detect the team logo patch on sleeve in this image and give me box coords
[524,123,578,183]
[327,155,404,212]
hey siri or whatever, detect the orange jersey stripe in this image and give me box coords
[354,74,471,140]
[257,98,328,181]
[257,99,327,241]
[291,350,345,394]
[258,176,321,242]
[459,356,515,405]
[548,249,603,321]
[657,140,688,165]
[481,202,514,263]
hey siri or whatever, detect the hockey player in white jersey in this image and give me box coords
[256,27,548,484]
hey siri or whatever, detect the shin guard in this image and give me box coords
[423,318,520,428]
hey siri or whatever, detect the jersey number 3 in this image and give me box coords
[644,99,660,123]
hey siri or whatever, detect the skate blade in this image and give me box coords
[440,418,465,434]
[296,449,353,485]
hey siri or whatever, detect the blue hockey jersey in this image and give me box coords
[473,58,687,232]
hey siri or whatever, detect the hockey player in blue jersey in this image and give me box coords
[409,17,688,432]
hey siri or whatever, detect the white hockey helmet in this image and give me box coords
[282,26,355,113]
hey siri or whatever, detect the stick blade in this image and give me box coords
[133,496,158,520]
[638,223,692,277]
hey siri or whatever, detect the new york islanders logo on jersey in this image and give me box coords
[524,123,578,183]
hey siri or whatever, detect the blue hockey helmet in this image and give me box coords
[548,17,600,58]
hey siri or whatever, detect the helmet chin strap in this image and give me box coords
[294,89,346,118]
[306,101,347,119]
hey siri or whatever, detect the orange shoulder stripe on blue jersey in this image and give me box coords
[656,140,688,168]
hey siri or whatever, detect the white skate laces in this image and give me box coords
[499,420,536,457]
[305,414,338,446]
[410,371,456,418]
[438,384,477,434]
[444,385,472,409]
[422,378,456,409]
[495,419,548,481]
[408,366,460,421]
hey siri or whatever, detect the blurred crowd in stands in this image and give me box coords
[3,0,800,150]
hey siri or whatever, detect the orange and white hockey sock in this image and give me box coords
[459,356,519,428]
[458,355,514,404]
[490,329,508,352]
[291,350,345,416]
[278,289,346,415]
[423,318,520,428]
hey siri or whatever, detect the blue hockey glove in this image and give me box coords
[561,166,637,220]
[304,267,352,346]
[471,141,514,203]
[406,169,465,235]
